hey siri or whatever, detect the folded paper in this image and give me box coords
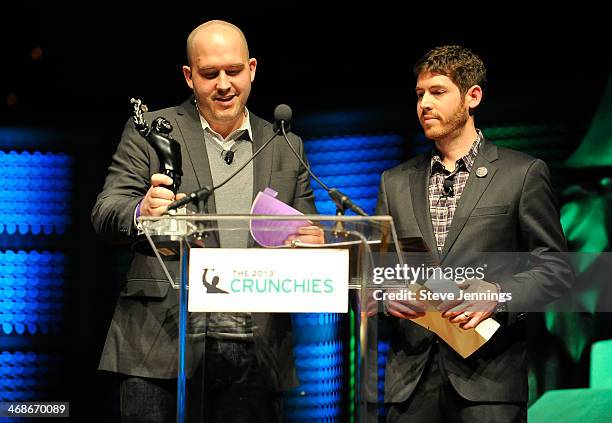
[250,187,309,247]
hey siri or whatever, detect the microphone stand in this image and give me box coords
[165,128,282,213]
[158,128,282,250]
[278,122,368,235]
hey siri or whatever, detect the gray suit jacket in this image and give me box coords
[376,139,573,403]
[91,98,317,391]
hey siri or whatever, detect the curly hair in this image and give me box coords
[413,45,487,96]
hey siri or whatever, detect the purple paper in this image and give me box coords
[250,188,309,247]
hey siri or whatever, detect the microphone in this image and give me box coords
[166,119,282,213]
[273,104,368,217]
[273,104,292,133]
[221,150,235,165]
[442,175,455,197]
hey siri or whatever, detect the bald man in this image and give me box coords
[92,20,319,422]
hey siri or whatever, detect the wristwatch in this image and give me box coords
[494,282,508,313]
[495,299,508,314]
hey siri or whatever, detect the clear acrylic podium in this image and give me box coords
[138,214,402,423]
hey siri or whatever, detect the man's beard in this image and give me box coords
[424,101,469,141]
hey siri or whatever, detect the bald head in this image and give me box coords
[182,19,257,138]
[186,20,250,66]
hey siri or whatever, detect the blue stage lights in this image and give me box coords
[0,350,56,401]
[304,133,405,215]
[286,314,344,421]
[0,250,64,336]
[0,150,72,234]
[304,134,404,153]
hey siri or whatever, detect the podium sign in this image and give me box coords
[188,248,349,312]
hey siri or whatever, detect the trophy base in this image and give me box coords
[132,207,205,258]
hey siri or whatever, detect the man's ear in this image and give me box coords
[466,85,483,111]
[182,65,194,90]
[248,58,257,83]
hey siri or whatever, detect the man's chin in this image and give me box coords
[423,128,444,140]
[212,108,241,122]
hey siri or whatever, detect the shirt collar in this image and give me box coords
[198,107,253,143]
[431,129,483,174]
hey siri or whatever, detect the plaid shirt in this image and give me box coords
[429,131,483,251]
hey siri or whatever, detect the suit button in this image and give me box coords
[119,226,128,234]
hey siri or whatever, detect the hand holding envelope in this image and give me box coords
[407,282,500,358]
[383,289,428,319]
[438,278,499,330]
[382,279,501,358]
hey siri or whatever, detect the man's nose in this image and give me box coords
[217,72,231,91]
[420,93,433,109]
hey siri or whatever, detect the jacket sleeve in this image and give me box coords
[498,159,574,314]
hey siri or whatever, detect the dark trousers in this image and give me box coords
[120,339,282,423]
[386,344,526,423]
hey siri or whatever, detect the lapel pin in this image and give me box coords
[475,166,488,178]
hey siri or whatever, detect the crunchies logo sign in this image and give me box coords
[201,267,334,294]
[188,249,348,313]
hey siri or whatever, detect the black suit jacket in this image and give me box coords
[91,98,316,391]
[376,139,573,403]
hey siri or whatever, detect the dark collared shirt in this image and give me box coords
[429,131,483,251]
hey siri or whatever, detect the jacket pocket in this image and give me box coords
[471,204,509,217]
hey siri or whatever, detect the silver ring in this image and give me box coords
[291,239,298,248]
[462,312,470,318]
